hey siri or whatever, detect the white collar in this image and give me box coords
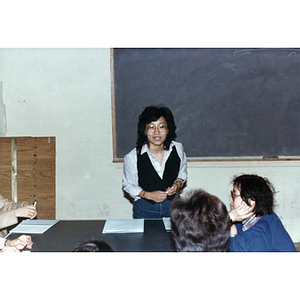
[140,141,174,155]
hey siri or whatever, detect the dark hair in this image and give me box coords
[232,174,275,216]
[170,189,231,252]
[73,239,114,252]
[136,105,177,153]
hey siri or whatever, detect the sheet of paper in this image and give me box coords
[102,219,144,233]
[163,217,171,231]
[8,219,59,234]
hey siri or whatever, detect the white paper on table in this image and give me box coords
[163,217,171,231]
[102,219,144,233]
[8,219,59,234]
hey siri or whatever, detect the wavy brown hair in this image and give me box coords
[171,189,231,252]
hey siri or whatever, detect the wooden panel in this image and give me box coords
[0,138,12,200]
[11,138,17,202]
[0,137,56,219]
[17,137,56,219]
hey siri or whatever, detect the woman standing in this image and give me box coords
[122,105,187,219]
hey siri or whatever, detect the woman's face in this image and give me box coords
[230,186,244,209]
[145,116,169,148]
[230,185,255,210]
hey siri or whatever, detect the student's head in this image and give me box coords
[170,189,231,252]
[73,239,114,252]
[231,174,275,216]
[136,105,177,153]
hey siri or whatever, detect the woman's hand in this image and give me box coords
[230,224,238,237]
[5,235,33,250]
[166,183,179,196]
[229,202,254,223]
[0,246,20,252]
[144,191,168,203]
[15,205,37,219]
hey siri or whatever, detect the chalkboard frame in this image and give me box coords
[111,48,300,162]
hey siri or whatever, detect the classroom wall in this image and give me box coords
[0,48,299,242]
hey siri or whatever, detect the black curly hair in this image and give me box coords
[232,174,275,216]
[136,105,177,154]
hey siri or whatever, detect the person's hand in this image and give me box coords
[229,202,254,222]
[166,183,179,196]
[0,246,20,252]
[230,224,238,237]
[146,191,168,203]
[15,205,37,219]
[5,235,33,250]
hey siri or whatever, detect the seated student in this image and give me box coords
[229,174,297,252]
[170,189,231,252]
[0,235,33,252]
[73,239,114,252]
[0,194,37,237]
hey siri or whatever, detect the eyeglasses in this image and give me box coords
[146,123,167,134]
[230,190,240,199]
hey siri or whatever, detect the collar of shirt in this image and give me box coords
[242,214,261,231]
[140,141,175,179]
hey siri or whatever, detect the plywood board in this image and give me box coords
[0,137,55,219]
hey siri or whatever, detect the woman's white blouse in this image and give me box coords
[122,141,187,201]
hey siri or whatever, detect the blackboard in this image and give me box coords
[111,48,300,161]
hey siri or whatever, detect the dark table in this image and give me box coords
[7,219,176,252]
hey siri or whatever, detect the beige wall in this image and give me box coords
[0,48,299,242]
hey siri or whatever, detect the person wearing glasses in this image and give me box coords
[228,174,296,252]
[122,105,187,219]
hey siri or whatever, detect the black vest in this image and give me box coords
[137,146,180,200]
